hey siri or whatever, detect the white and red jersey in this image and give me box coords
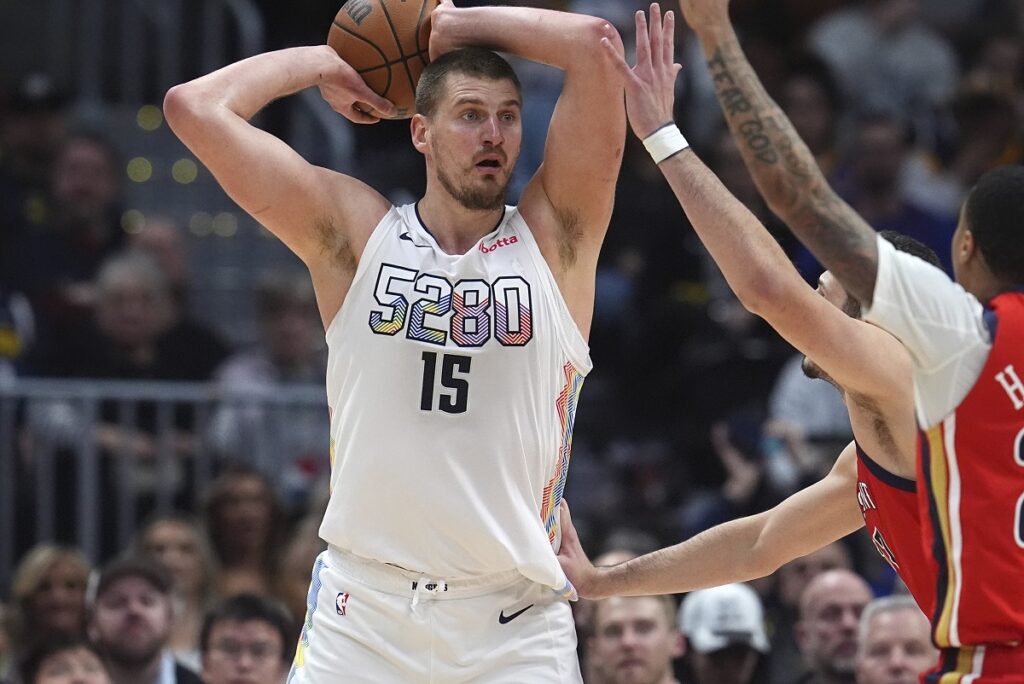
[917,290,1024,648]
[866,236,1024,679]
[855,443,934,618]
[319,203,590,595]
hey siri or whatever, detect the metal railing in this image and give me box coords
[0,377,329,592]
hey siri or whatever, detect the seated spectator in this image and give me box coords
[11,131,125,345]
[678,583,769,684]
[32,249,217,382]
[906,71,1022,219]
[576,549,641,684]
[795,569,874,684]
[588,594,683,684]
[780,54,844,177]
[765,354,853,489]
[764,543,854,684]
[199,594,292,684]
[128,215,230,379]
[0,73,70,279]
[677,415,788,540]
[208,272,328,507]
[87,556,201,684]
[18,638,110,684]
[135,514,219,673]
[7,545,91,676]
[201,467,286,600]
[807,0,959,138]
[855,596,936,684]
[795,114,957,281]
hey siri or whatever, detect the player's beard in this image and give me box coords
[802,355,841,391]
[434,151,510,211]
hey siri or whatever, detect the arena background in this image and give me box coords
[1,0,1021,681]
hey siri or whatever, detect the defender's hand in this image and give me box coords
[317,46,396,123]
[677,0,731,35]
[556,500,605,599]
[599,4,682,139]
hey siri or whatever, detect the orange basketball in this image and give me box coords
[327,0,438,119]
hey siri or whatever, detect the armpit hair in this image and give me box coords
[315,216,355,272]
[555,206,583,268]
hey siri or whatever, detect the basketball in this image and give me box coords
[327,0,438,119]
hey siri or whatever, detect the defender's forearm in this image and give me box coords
[697,25,879,304]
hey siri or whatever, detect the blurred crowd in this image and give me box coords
[1,0,1022,682]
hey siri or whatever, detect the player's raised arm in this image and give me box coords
[600,8,906,402]
[678,0,881,307]
[559,443,862,598]
[428,0,626,269]
[163,46,394,275]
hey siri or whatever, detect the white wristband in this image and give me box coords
[643,123,689,164]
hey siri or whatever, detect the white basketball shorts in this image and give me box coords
[287,546,582,683]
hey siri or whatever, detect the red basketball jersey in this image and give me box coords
[855,443,935,617]
[918,290,1024,649]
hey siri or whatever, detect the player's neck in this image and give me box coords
[417,190,505,256]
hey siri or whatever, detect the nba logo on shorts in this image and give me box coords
[335,592,350,616]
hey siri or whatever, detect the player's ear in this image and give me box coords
[411,114,429,155]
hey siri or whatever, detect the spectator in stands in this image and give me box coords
[128,216,230,380]
[18,638,111,684]
[764,542,853,683]
[576,549,641,684]
[795,569,874,684]
[795,114,956,280]
[33,249,222,383]
[135,513,219,673]
[779,55,844,177]
[87,556,202,684]
[201,467,286,599]
[207,272,328,505]
[199,594,292,684]
[587,594,683,684]
[807,0,959,138]
[854,596,936,684]
[678,584,769,684]
[907,71,1022,219]
[0,73,70,281]
[6,545,91,676]
[765,354,853,489]
[677,414,787,540]
[11,131,125,345]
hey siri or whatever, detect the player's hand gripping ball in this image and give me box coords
[328,0,440,119]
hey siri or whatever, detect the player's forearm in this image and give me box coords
[165,46,338,122]
[656,149,799,315]
[591,514,772,598]
[431,6,622,71]
[695,24,879,305]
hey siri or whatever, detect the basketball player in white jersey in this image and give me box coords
[163,0,625,681]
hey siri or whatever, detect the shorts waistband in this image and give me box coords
[326,545,523,599]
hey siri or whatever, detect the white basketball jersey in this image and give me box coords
[320,203,591,593]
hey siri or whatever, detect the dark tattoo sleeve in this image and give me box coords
[704,39,879,305]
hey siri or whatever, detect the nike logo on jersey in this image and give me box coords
[498,604,534,624]
[399,232,431,248]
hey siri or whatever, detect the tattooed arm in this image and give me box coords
[678,2,880,306]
